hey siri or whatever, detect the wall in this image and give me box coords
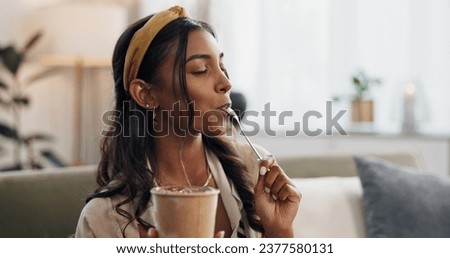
[0,0,128,168]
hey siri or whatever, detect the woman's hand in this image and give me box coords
[140,226,159,238]
[147,227,159,237]
[254,155,301,238]
[215,231,225,238]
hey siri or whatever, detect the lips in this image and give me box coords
[217,103,232,110]
[216,103,232,116]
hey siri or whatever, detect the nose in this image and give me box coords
[215,70,232,94]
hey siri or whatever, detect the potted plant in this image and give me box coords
[350,71,382,123]
[0,32,64,170]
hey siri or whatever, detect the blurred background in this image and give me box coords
[0,0,449,174]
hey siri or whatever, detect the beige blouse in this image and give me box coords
[75,144,267,238]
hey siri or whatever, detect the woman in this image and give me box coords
[75,6,300,238]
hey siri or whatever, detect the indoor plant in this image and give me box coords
[350,71,382,123]
[0,32,64,170]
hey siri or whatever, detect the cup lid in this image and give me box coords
[150,186,220,196]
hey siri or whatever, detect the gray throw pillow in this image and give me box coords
[355,156,450,237]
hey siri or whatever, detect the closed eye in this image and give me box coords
[191,69,208,75]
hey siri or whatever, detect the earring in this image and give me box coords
[146,104,149,109]
[153,110,158,125]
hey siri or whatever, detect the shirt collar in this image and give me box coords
[205,147,243,236]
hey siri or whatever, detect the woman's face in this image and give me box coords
[154,29,232,136]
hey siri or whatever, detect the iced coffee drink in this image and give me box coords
[150,186,220,238]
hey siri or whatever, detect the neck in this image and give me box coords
[151,133,209,186]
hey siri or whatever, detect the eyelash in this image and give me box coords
[190,66,228,76]
[191,69,208,75]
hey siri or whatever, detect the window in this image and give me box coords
[142,0,450,135]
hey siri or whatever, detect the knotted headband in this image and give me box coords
[123,5,190,91]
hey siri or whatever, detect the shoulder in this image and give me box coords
[75,195,137,237]
[79,197,114,221]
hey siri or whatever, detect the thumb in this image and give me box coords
[147,227,159,238]
[255,155,275,196]
[215,230,225,238]
[255,172,265,198]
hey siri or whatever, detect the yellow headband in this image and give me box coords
[123,5,190,91]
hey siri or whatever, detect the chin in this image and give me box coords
[202,124,231,137]
[200,111,230,137]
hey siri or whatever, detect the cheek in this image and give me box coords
[186,76,215,98]
[157,87,187,111]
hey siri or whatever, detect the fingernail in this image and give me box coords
[264,187,270,193]
[259,166,267,176]
[272,194,278,200]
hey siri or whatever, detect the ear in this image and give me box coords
[128,79,159,109]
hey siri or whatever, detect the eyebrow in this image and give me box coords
[185,53,224,63]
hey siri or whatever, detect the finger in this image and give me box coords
[278,184,301,202]
[270,172,290,197]
[255,155,276,195]
[215,230,225,238]
[259,155,275,176]
[147,227,159,238]
[263,165,282,193]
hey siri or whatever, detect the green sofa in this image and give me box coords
[0,165,97,237]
